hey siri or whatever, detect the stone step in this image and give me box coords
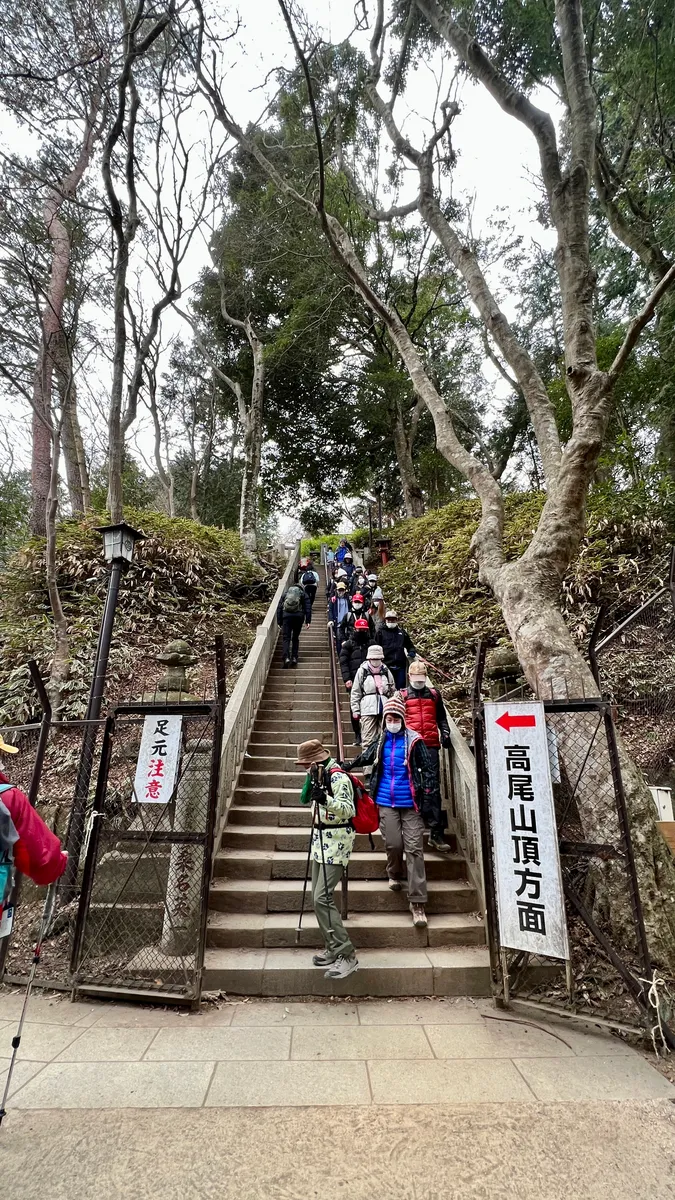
[244,742,341,757]
[222,818,456,851]
[214,848,466,881]
[202,945,491,997]
[209,877,478,915]
[249,730,337,745]
[207,910,485,950]
[234,787,306,807]
[237,771,308,790]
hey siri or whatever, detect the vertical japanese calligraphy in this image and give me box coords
[485,701,569,960]
[133,715,183,805]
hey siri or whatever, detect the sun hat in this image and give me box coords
[0,734,19,755]
[385,609,398,620]
[382,695,407,721]
[336,582,347,593]
[366,645,384,660]
[371,587,384,602]
[367,573,378,582]
[295,739,331,766]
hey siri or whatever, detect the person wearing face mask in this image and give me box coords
[350,569,369,601]
[375,609,417,689]
[339,592,375,643]
[342,552,356,581]
[339,617,372,737]
[400,660,453,854]
[327,580,351,652]
[369,586,386,632]
[346,696,434,928]
[335,538,353,565]
[349,644,396,747]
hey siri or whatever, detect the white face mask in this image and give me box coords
[369,660,381,672]
[385,620,397,629]
[353,602,363,611]
[385,717,403,733]
[410,678,426,690]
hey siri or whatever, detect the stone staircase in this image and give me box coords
[203,617,489,996]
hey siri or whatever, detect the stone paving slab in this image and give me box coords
[369,1056,535,1103]
[0,993,99,1026]
[205,1059,371,1107]
[425,1019,576,1059]
[0,1057,48,1098]
[514,1054,675,1101]
[144,1025,291,1061]
[12,1060,215,1109]
[54,1027,158,1062]
[230,1000,359,1025]
[290,1024,433,1060]
[357,997,488,1025]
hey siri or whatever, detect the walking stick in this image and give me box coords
[0,879,59,1127]
[317,801,333,932]
[296,799,317,943]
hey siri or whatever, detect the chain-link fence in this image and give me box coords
[591,553,675,790]
[70,704,220,1003]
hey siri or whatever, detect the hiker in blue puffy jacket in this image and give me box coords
[334,538,353,565]
[348,695,434,930]
[277,583,311,668]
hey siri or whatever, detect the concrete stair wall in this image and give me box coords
[203,614,489,996]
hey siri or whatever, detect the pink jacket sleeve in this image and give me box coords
[4,786,67,886]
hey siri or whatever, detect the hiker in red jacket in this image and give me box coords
[0,734,67,922]
[400,660,453,854]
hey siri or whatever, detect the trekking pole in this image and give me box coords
[317,800,333,932]
[0,879,59,1127]
[296,800,317,943]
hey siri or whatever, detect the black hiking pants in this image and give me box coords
[425,746,446,841]
[304,585,317,608]
[282,614,305,662]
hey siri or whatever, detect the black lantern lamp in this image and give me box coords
[64,521,144,893]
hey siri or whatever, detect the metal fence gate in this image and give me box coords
[473,642,675,1047]
[70,700,223,1006]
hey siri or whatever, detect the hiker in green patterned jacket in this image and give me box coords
[296,738,358,981]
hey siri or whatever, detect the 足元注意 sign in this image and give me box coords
[133,714,182,804]
[485,701,569,961]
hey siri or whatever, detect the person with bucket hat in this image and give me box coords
[401,660,453,854]
[349,644,395,747]
[375,609,417,688]
[296,739,358,980]
[347,696,434,928]
[0,734,68,925]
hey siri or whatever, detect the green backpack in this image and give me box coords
[283,585,304,614]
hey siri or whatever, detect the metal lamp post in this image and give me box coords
[63,521,144,892]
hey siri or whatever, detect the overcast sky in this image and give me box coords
[0,0,558,528]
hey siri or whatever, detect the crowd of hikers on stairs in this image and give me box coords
[283,539,456,984]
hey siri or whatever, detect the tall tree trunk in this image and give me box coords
[393,397,424,518]
[28,101,100,534]
[58,343,89,515]
[189,463,199,521]
[45,415,70,716]
[237,324,264,556]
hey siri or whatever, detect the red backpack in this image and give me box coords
[328,767,379,836]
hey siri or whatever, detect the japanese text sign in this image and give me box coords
[133,715,182,805]
[485,701,569,960]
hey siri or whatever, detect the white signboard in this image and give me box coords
[485,700,569,960]
[133,715,182,804]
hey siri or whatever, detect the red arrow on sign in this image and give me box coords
[496,711,536,732]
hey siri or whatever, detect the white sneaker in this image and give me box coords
[410,904,428,928]
[388,878,403,891]
[324,955,358,980]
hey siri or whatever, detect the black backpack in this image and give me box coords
[301,569,316,587]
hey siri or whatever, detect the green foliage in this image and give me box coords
[0,469,30,563]
[300,528,370,557]
[0,510,271,724]
[90,455,158,513]
[378,487,675,723]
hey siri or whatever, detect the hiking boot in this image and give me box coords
[388,878,403,891]
[312,950,336,967]
[428,836,452,855]
[324,954,358,980]
[410,904,427,928]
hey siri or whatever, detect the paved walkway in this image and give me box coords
[1,991,674,1198]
